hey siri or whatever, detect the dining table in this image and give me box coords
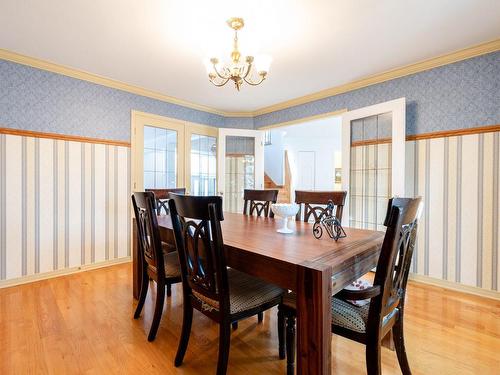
[132,212,384,375]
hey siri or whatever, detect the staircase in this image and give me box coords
[264,151,291,203]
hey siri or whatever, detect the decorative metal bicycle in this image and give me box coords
[312,200,347,241]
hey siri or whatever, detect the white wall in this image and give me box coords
[264,130,285,184]
[264,116,342,194]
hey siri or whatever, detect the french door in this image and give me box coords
[185,123,218,196]
[131,111,218,195]
[217,128,264,213]
[131,113,265,213]
[131,111,185,192]
[341,98,406,229]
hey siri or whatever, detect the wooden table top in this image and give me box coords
[157,212,384,290]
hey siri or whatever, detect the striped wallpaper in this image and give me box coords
[406,132,499,291]
[352,130,499,293]
[0,133,130,282]
[1,129,499,295]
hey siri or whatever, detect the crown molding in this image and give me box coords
[2,38,499,119]
[252,38,500,116]
[0,48,235,117]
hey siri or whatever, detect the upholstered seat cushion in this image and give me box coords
[283,292,370,333]
[164,251,181,278]
[193,268,283,315]
[332,298,400,334]
[331,297,370,333]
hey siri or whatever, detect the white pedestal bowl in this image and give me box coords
[271,203,300,234]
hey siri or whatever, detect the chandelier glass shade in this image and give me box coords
[205,17,271,91]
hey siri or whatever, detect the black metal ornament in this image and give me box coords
[312,200,347,241]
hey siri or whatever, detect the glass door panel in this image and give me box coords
[341,98,406,228]
[224,136,256,212]
[349,113,392,230]
[131,111,185,192]
[217,129,264,213]
[190,134,217,195]
[185,123,218,196]
[143,125,178,189]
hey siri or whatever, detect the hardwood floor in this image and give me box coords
[1,263,499,374]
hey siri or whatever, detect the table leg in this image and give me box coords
[296,263,332,374]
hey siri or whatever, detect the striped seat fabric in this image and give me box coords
[193,268,283,315]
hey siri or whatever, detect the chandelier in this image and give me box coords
[205,17,271,91]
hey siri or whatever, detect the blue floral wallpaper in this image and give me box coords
[254,51,500,135]
[0,60,227,141]
[1,51,499,142]
[223,116,255,129]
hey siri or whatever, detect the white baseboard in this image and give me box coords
[409,273,500,301]
[2,259,498,302]
[0,257,131,289]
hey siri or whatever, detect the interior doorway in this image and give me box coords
[262,114,343,203]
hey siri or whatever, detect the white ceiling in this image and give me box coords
[1,0,499,113]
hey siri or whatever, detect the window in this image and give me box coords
[143,125,177,189]
[264,130,272,145]
[190,134,217,196]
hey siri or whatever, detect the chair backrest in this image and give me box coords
[146,188,186,215]
[294,191,347,222]
[168,194,229,313]
[131,192,165,278]
[369,197,422,331]
[243,189,279,217]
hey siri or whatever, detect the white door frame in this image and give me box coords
[341,97,406,225]
[217,128,265,196]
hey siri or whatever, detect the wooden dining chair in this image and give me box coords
[294,190,347,223]
[146,188,186,255]
[243,189,279,217]
[168,194,285,375]
[280,197,422,375]
[240,188,279,328]
[131,192,182,342]
[146,187,186,215]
